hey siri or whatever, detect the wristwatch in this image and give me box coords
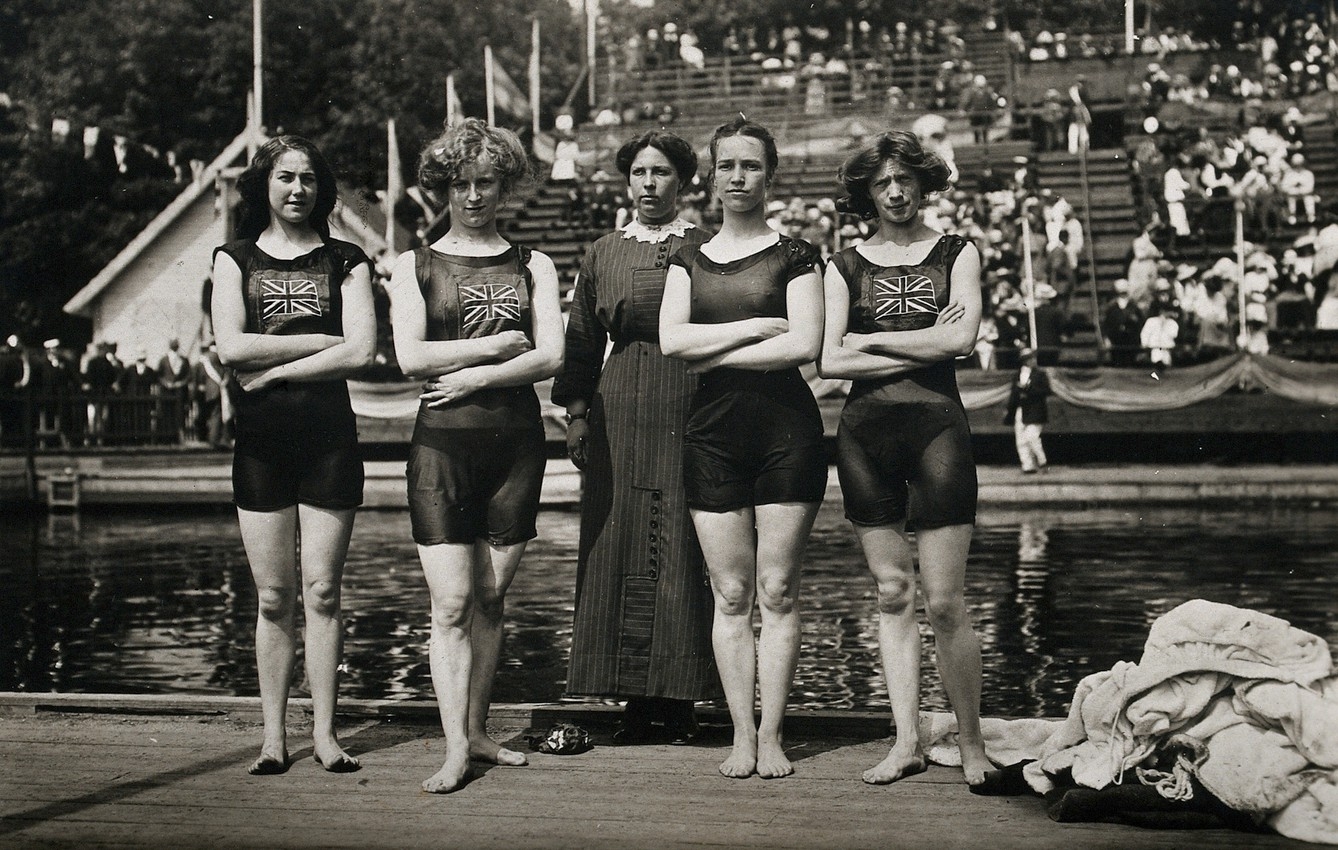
[565,411,588,424]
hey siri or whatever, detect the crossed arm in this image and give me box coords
[817,243,983,380]
[211,252,377,390]
[658,264,824,372]
[385,249,564,406]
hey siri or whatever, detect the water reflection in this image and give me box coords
[2,503,1336,718]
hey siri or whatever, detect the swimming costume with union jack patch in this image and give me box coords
[873,273,938,318]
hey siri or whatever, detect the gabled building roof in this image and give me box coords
[64,130,254,317]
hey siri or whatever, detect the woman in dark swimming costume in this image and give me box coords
[211,136,376,776]
[384,119,563,794]
[659,117,826,779]
[818,130,991,786]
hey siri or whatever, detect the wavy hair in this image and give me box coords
[836,130,952,220]
[234,135,338,241]
[615,130,698,188]
[706,116,779,191]
[417,117,537,199]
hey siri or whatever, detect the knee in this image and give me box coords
[875,574,916,616]
[304,578,341,618]
[473,586,506,621]
[756,573,797,615]
[430,593,473,632]
[712,577,753,617]
[924,592,970,632]
[256,584,296,622]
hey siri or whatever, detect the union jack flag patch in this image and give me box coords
[461,283,521,329]
[260,277,323,320]
[873,274,938,318]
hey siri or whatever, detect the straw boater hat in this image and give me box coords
[1175,263,1198,282]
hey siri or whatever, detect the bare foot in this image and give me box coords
[862,746,927,785]
[718,739,757,779]
[755,740,793,779]
[469,734,528,766]
[959,738,993,787]
[313,741,361,773]
[422,751,471,794]
[247,747,289,776]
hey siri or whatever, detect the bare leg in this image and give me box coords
[237,506,298,774]
[918,523,991,785]
[466,539,528,766]
[297,504,359,772]
[853,524,928,784]
[419,542,476,793]
[691,507,759,779]
[752,502,819,779]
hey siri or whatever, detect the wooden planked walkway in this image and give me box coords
[0,708,1315,850]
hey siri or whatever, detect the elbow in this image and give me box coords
[539,348,564,380]
[658,334,686,359]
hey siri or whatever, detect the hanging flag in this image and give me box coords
[485,44,530,127]
[446,73,462,126]
[51,117,70,144]
[529,18,542,136]
[83,125,100,159]
[385,117,402,249]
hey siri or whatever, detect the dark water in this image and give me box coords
[2,503,1336,718]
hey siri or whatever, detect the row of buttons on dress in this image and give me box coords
[648,490,660,577]
[654,244,669,269]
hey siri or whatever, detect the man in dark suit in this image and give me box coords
[1003,346,1052,474]
[1102,278,1145,367]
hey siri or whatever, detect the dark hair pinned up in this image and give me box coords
[615,130,698,188]
[706,116,779,189]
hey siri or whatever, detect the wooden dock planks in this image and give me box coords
[0,711,1309,850]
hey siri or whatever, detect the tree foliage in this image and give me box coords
[0,0,583,343]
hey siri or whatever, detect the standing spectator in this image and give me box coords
[1036,89,1067,153]
[158,339,193,441]
[1066,77,1091,154]
[1103,278,1145,366]
[0,335,31,448]
[196,342,232,448]
[1126,225,1162,312]
[1003,347,1050,474]
[1162,158,1194,246]
[82,341,121,446]
[36,339,74,447]
[1141,305,1180,367]
[122,350,159,445]
[959,74,998,145]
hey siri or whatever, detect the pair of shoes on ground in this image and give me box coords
[614,698,699,746]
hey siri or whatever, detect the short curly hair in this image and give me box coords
[836,130,952,220]
[417,118,537,199]
[615,130,697,187]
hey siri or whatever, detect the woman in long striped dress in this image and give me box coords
[553,130,721,744]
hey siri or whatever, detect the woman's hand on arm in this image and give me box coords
[420,250,566,407]
[844,243,983,362]
[816,263,921,380]
[385,251,532,381]
[658,265,788,361]
[688,269,825,373]
[210,251,340,371]
[235,262,379,390]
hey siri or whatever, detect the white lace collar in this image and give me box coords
[620,216,695,244]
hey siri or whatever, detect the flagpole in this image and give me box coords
[385,118,400,251]
[253,0,264,141]
[1021,202,1039,349]
[446,73,460,125]
[484,45,497,127]
[530,18,542,137]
